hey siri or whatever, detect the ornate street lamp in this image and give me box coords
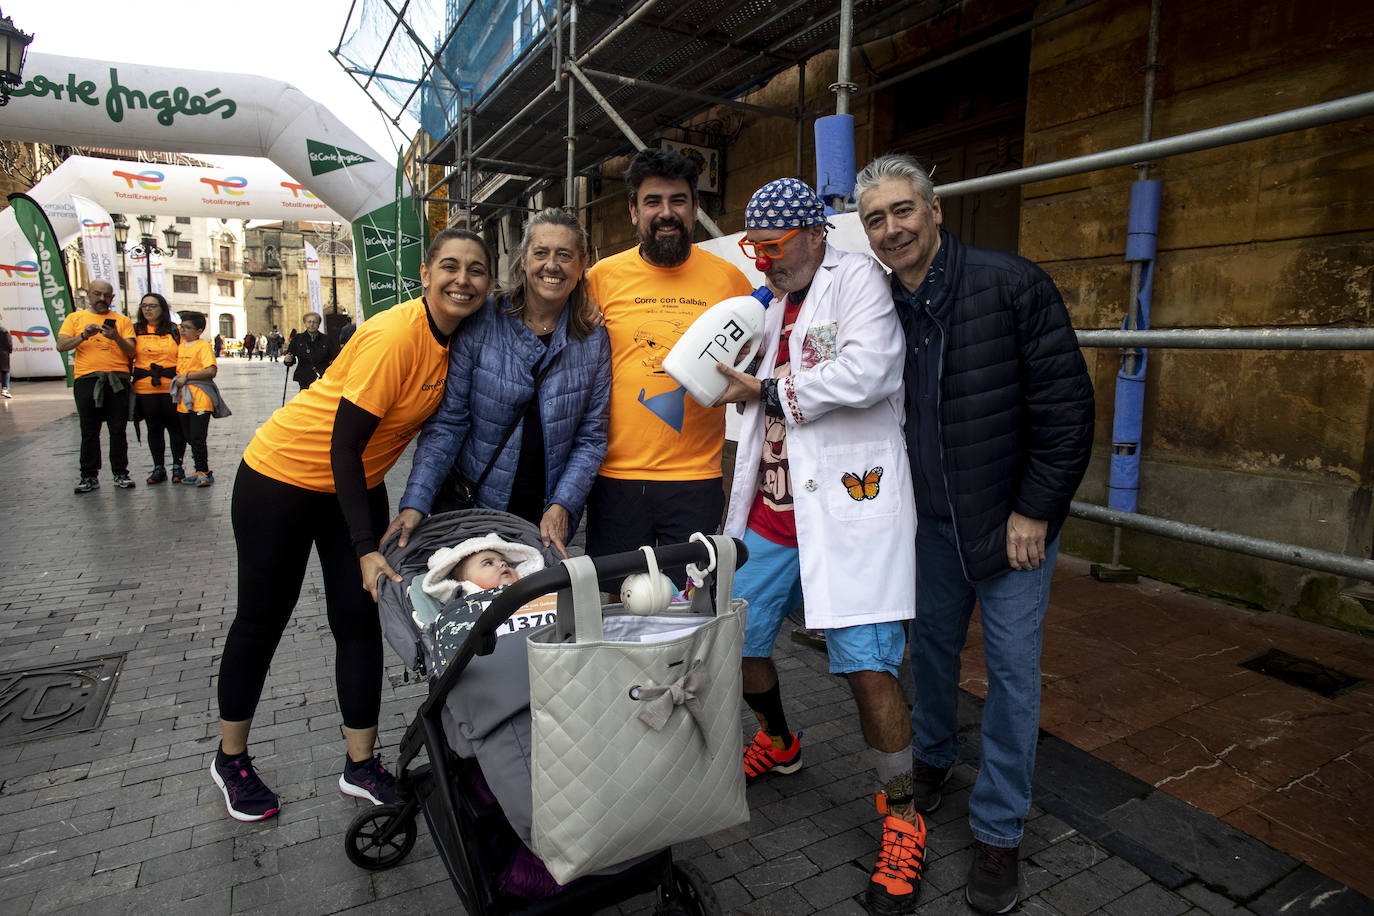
[0,8,33,107]
[111,213,130,311]
[131,214,182,296]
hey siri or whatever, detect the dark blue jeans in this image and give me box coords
[911,517,1058,847]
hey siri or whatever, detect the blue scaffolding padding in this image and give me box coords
[1109,179,1161,513]
[814,114,855,200]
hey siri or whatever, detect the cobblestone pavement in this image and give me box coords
[0,361,1369,915]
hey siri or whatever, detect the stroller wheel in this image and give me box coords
[654,861,721,916]
[345,803,417,870]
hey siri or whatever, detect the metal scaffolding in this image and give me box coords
[335,0,956,227]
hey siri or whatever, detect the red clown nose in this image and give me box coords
[754,255,772,272]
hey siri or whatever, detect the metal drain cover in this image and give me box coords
[1239,648,1365,699]
[0,654,124,746]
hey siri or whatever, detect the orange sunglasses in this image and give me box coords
[737,226,804,261]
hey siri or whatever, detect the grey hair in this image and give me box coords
[855,153,937,209]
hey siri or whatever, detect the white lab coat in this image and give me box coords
[725,244,916,628]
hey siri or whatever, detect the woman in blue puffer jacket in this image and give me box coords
[386,208,611,557]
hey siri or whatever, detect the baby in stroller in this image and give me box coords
[413,532,550,675]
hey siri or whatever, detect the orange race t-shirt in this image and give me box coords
[133,330,180,395]
[242,298,449,492]
[585,245,751,481]
[57,309,134,378]
[176,338,217,413]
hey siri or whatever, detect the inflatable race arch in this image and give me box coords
[0,53,423,376]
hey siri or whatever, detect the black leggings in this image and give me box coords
[217,462,390,729]
[179,411,211,473]
[136,392,185,469]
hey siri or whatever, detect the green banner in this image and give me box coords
[353,201,424,319]
[352,153,425,320]
[8,193,75,385]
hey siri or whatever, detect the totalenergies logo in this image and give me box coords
[112,169,165,190]
[306,255,319,268]
[0,260,38,278]
[11,326,50,342]
[81,218,111,232]
[201,176,247,196]
[280,181,317,200]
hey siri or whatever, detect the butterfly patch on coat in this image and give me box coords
[841,467,883,501]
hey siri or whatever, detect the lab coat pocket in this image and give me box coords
[820,440,901,522]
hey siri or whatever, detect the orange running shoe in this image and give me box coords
[742,729,801,784]
[866,810,927,915]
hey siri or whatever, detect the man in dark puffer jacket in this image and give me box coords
[857,153,1094,915]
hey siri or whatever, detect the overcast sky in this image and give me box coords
[6,0,408,160]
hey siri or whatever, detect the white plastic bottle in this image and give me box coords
[662,295,768,408]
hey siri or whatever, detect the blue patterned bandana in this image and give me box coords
[744,178,834,230]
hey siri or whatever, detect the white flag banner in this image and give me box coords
[72,196,123,312]
[304,241,322,312]
[151,251,166,296]
[128,249,149,303]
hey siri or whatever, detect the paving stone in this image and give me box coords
[1248,866,1374,915]
[1105,793,1299,899]
[1104,881,1193,916]
[1084,855,1146,893]
[1039,868,1125,916]
[795,862,869,909]
[1175,880,1250,913]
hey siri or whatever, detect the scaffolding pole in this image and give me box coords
[935,91,1374,199]
[1070,501,1374,583]
[1077,328,1374,350]
[565,60,725,238]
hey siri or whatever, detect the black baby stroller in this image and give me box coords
[345,508,746,915]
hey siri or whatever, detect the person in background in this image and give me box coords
[171,311,220,488]
[283,312,335,390]
[54,279,137,493]
[131,293,187,484]
[214,332,224,358]
[267,326,284,362]
[0,312,12,398]
[242,331,256,360]
[339,315,357,349]
[210,229,493,823]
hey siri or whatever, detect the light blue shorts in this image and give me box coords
[735,528,907,677]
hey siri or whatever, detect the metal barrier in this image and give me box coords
[1072,328,1374,582]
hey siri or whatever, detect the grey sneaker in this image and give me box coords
[74,476,99,494]
[113,473,136,489]
[966,841,1019,914]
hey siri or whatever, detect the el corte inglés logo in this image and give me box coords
[306,139,374,176]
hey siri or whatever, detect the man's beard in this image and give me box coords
[638,217,691,267]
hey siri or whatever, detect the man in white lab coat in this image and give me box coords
[715,178,924,915]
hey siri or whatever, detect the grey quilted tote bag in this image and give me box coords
[526,535,749,884]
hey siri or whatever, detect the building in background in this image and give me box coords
[243,220,356,345]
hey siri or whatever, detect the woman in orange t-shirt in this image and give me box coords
[132,293,187,483]
[209,229,494,823]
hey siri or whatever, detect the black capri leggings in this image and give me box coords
[217,461,390,729]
